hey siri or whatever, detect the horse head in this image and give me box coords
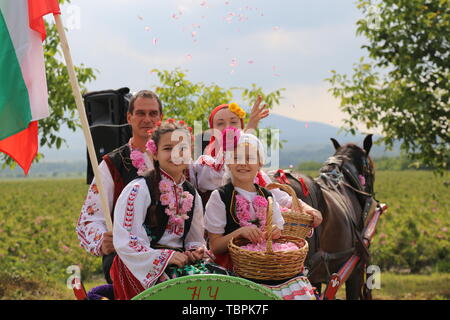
[329,134,375,196]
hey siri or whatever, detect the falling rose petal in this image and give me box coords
[230,58,237,68]
[200,1,207,6]
[186,54,192,60]
[152,38,158,45]
[273,26,280,31]
[305,122,309,129]
[144,26,151,32]
[191,31,197,37]
[137,15,143,20]
[225,1,229,5]
[172,13,178,19]
[247,60,254,64]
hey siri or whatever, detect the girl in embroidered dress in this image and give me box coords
[194,100,322,229]
[204,132,285,270]
[110,120,225,300]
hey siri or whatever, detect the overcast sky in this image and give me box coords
[59,0,368,128]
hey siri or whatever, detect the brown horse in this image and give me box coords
[271,134,376,300]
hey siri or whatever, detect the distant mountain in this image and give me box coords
[35,114,400,166]
[259,114,400,167]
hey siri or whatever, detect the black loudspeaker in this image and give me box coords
[83,87,132,184]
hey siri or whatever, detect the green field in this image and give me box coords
[0,171,448,300]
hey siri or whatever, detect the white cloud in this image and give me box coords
[242,23,359,57]
[272,82,382,134]
[273,83,344,125]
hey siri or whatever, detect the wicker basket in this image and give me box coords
[266,182,314,239]
[228,197,309,281]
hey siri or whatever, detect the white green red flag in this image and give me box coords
[0,0,60,174]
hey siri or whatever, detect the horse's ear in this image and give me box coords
[363,134,373,155]
[330,138,341,151]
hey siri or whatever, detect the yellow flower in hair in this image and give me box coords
[228,102,246,119]
[238,110,246,118]
[229,102,239,112]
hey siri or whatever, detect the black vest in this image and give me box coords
[105,144,139,187]
[143,176,196,248]
[217,182,273,235]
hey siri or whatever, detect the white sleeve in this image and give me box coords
[194,155,226,193]
[257,170,292,208]
[204,190,227,234]
[76,161,114,256]
[113,179,175,289]
[184,192,207,250]
[271,200,285,230]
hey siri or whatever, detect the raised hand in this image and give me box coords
[244,96,270,132]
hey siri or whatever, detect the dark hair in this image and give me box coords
[128,90,163,115]
[145,120,192,227]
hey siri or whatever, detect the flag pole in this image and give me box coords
[53,13,112,231]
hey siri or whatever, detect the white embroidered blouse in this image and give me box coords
[113,173,205,288]
[204,186,285,235]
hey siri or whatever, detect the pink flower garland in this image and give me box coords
[235,194,268,231]
[159,179,194,226]
[129,139,157,176]
[130,150,150,176]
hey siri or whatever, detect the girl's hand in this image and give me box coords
[168,251,189,268]
[262,225,281,240]
[184,247,205,264]
[244,96,270,132]
[239,226,264,243]
[301,201,323,228]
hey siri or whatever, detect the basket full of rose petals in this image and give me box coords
[228,197,309,281]
[266,183,314,239]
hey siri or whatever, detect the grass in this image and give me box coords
[0,171,448,300]
[335,272,450,300]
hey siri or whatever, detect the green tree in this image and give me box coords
[151,68,285,150]
[1,0,97,170]
[327,0,450,174]
[152,68,284,129]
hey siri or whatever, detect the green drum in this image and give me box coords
[132,274,281,300]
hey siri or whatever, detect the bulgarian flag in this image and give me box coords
[0,0,60,174]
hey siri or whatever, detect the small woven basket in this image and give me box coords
[228,197,309,281]
[266,182,314,239]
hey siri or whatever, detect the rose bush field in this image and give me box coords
[0,171,448,299]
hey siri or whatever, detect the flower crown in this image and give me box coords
[228,102,246,119]
[145,118,193,155]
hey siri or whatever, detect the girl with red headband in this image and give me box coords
[193,99,323,230]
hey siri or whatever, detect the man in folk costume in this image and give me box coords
[76,90,163,283]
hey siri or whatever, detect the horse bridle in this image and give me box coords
[307,154,376,284]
